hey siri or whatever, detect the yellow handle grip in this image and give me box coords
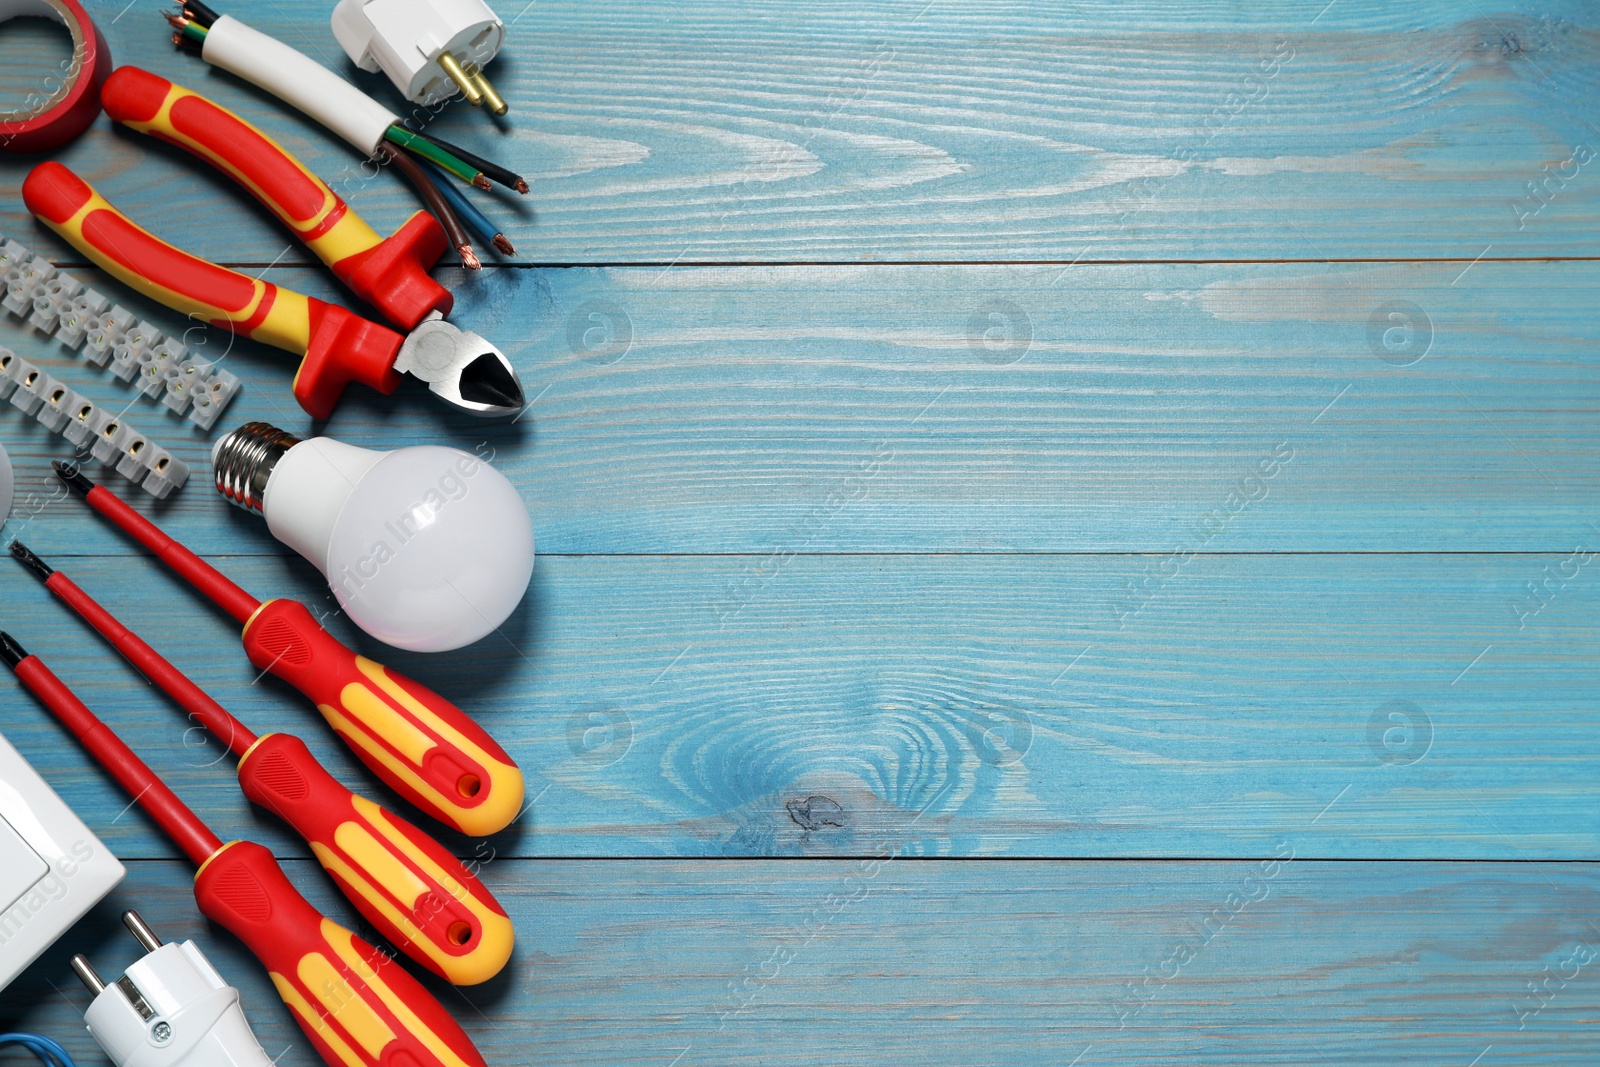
[102,66,453,332]
[195,841,490,1067]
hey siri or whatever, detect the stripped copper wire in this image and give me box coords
[378,142,480,270]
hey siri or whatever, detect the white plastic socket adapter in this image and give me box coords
[332,0,504,105]
[221,433,535,654]
[77,912,273,1067]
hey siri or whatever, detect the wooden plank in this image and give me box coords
[1,259,1597,555]
[4,1,1600,265]
[5,553,1597,860]
[3,858,1596,1064]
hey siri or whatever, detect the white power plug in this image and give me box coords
[73,911,274,1067]
[331,0,507,112]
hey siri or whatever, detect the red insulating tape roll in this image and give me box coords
[0,0,111,154]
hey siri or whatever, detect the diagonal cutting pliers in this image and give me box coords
[22,66,524,420]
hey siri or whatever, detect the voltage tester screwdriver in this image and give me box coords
[0,634,489,1067]
[10,541,513,986]
[55,462,524,838]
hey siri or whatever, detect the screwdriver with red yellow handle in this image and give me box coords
[0,632,490,1067]
[9,540,514,986]
[21,160,522,418]
[55,461,525,839]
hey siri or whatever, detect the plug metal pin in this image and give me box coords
[467,65,507,115]
[71,954,105,995]
[123,910,163,953]
[437,52,484,105]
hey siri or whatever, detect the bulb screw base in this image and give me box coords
[212,422,302,514]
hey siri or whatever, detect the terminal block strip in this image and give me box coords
[0,236,241,431]
[0,346,190,498]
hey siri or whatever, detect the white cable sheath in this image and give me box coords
[200,16,398,155]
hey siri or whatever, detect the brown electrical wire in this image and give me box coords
[379,142,480,270]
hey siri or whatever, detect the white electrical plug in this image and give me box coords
[72,911,274,1067]
[331,0,507,112]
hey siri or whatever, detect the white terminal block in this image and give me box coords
[332,0,504,105]
[78,913,274,1067]
[0,232,241,431]
[0,729,125,991]
[0,348,190,499]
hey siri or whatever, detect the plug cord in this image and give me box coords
[0,1033,78,1067]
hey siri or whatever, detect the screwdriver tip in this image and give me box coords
[9,540,52,581]
[0,631,26,669]
[53,460,93,495]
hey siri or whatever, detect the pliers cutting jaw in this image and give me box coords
[21,66,525,421]
[394,313,524,417]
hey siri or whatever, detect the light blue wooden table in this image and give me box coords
[2,1,1597,1063]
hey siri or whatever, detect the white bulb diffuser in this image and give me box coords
[212,422,533,653]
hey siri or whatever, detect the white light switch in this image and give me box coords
[0,814,48,912]
[0,731,124,990]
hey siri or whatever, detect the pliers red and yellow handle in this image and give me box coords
[22,68,523,419]
[99,67,450,330]
[24,160,404,419]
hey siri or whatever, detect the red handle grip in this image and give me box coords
[239,733,514,985]
[23,161,405,418]
[195,840,488,1067]
[101,66,451,330]
[242,599,523,837]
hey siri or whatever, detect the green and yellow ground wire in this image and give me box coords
[382,126,489,190]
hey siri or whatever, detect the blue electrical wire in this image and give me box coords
[420,157,507,253]
[0,1033,77,1067]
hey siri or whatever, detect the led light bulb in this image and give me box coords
[212,422,533,653]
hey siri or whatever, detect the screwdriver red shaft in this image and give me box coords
[10,544,258,753]
[52,464,261,625]
[0,633,221,863]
